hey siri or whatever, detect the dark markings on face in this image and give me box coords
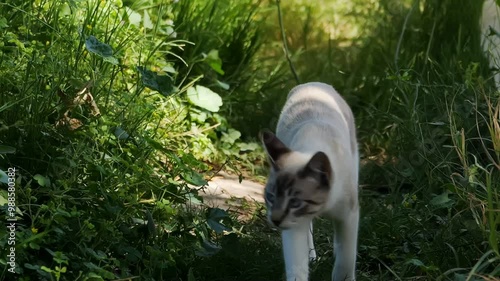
[318,173,330,189]
[275,174,295,197]
[303,199,321,205]
[293,204,316,216]
[266,170,329,223]
[298,167,330,189]
[265,191,275,204]
[273,204,290,226]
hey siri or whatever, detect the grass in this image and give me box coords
[0,0,499,280]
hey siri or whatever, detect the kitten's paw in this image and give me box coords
[308,248,317,261]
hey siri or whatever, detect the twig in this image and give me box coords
[276,0,300,84]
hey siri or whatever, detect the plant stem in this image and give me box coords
[276,0,300,84]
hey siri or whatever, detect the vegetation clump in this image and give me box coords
[0,0,498,280]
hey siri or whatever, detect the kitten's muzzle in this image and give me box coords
[269,209,287,227]
[271,218,281,227]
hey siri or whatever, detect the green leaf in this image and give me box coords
[189,108,208,123]
[123,246,142,262]
[0,190,22,215]
[238,142,260,152]
[162,65,177,74]
[85,36,118,65]
[103,56,119,65]
[125,7,141,26]
[188,268,196,281]
[430,191,451,206]
[144,136,172,154]
[205,49,225,75]
[182,170,207,186]
[34,174,51,187]
[405,258,425,267]
[0,169,8,184]
[86,272,105,280]
[85,36,113,57]
[195,240,221,257]
[113,126,130,140]
[40,266,53,273]
[221,129,241,145]
[0,145,16,154]
[186,193,202,205]
[186,85,223,112]
[216,80,230,90]
[83,262,114,279]
[143,10,153,29]
[207,208,230,234]
[25,263,39,270]
[46,249,69,265]
[0,17,8,29]
[137,66,175,96]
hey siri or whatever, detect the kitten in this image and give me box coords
[260,82,359,281]
[481,0,500,87]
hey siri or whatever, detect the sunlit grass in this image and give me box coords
[0,0,498,280]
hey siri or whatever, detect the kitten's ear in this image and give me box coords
[259,129,290,168]
[300,151,332,187]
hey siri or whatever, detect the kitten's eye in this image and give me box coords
[266,192,275,203]
[289,198,302,208]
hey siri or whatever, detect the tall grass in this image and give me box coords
[204,0,500,280]
[0,0,252,279]
[1,0,498,280]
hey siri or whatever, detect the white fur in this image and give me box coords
[481,0,500,87]
[274,82,359,281]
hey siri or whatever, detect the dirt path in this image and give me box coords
[199,171,265,211]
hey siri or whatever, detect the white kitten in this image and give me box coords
[261,82,359,281]
[481,0,500,87]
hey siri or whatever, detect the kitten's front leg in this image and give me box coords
[308,222,316,260]
[332,206,359,281]
[282,222,312,281]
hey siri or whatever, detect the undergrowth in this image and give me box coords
[0,0,498,280]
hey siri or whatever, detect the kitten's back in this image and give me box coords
[276,82,357,156]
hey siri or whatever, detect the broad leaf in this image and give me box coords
[137,66,175,96]
[103,56,119,65]
[182,170,207,186]
[205,49,225,75]
[430,191,451,207]
[406,258,425,267]
[207,208,230,234]
[221,129,241,145]
[143,10,153,29]
[216,80,230,90]
[124,7,141,26]
[0,17,8,29]
[195,240,221,257]
[238,142,260,152]
[0,145,16,154]
[0,169,7,184]
[186,193,202,205]
[34,174,51,187]
[113,126,129,140]
[85,36,118,65]
[186,85,223,112]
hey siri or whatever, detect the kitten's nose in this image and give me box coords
[270,209,285,227]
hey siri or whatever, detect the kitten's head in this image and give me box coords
[260,130,333,229]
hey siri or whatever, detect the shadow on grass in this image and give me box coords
[189,187,490,281]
